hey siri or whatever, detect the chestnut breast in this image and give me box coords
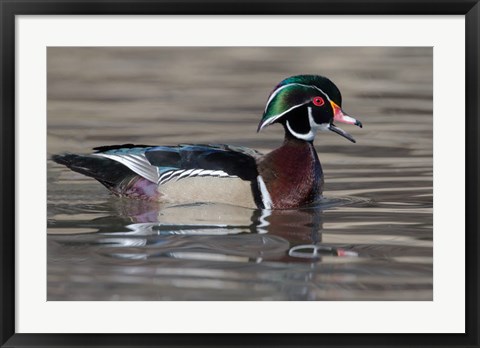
[257,138,323,209]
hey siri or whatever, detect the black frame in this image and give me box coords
[1,1,478,347]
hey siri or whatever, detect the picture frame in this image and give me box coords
[1,0,478,347]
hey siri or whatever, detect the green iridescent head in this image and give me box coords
[258,75,362,142]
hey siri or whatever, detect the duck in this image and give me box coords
[52,74,362,210]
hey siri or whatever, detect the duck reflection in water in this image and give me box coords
[49,198,358,264]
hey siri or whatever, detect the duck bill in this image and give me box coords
[329,124,356,143]
[331,101,363,128]
[329,101,362,143]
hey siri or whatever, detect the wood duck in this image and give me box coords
[52,75,362,210]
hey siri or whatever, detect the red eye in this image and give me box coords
[312,96,325,107]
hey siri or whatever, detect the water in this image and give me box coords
[47,47,433,300]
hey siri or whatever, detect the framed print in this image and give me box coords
[1,1,479,347]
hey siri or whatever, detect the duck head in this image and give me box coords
[257,75,362,142]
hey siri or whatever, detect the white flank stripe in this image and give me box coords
[96,151,240,186]
[257,175,273,209]
[160,169,184,184]
[198,170,213,176]
[175,169,195,181]
[191,169,204,176]
[211,170,227,176]
[218,172,230,177]
[159,170,174,181]
[158,170,177,184]
[158,168,237,185]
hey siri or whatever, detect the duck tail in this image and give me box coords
[51,153,135,190]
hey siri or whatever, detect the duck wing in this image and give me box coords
[93,143,262,185]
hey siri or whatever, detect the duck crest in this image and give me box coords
[257,136,323,209]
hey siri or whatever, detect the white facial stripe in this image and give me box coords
[264,83,296,112]
[261,82,337,131]
[264,82,334,112]
[313,86,333,102]
[294,83,334,103]
[259,102,309,131]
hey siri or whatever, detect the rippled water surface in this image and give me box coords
[47,47,433,300]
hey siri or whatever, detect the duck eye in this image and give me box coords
[312,96,325,107]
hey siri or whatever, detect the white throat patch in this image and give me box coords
[286,107,329,142]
